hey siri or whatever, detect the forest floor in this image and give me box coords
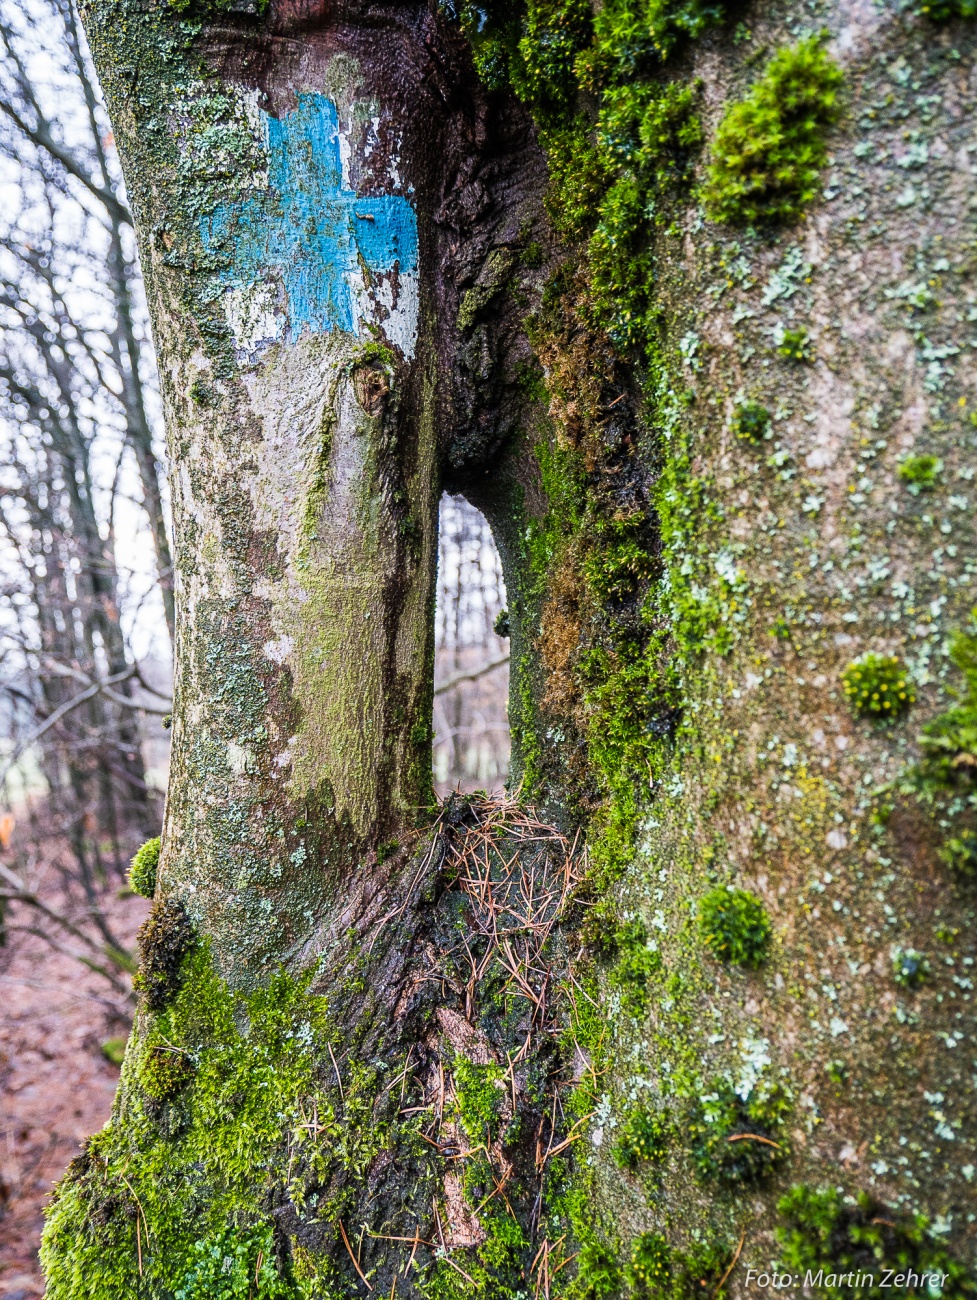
[0,878,145,1297]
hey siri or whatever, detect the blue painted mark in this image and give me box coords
[200,93,418,340]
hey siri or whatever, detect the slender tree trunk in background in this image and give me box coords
[43,0,977,1295]
[68,0,179,640]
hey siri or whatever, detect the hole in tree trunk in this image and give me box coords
[433,493,510,797]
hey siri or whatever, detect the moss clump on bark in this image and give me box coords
[702,37,843,226]
[629,1231,671,1293]
[773,323,813,362]
[139,1038,196,1103]
[698,886,771,967]
[776,1187,977,1298]
[453,1056,507,1142]
[890,945,929,988]
[613,1106,670,1172]
[688,1080,790,1183]
[174,1224,288,1300]
[901,613,977,871]
[732,400,771,443]
[623,1229,735,1299]
[128,836,161,898]
[607,921,663,1017]
[915,0,977,18]
[133,897,196,1011]
[842,654,914,723]
[898,453,943,493]
[581,0,725,83]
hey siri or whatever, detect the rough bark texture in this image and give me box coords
[43,0,977,1296]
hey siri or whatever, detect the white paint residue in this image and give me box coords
[224,282,287,361]
[337,119,353,190]
[348,267,419,360]
[381,270,419,359]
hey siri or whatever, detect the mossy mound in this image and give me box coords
[128,836,161,898]
[842,654,914,723]
[702,36,843,226]
[698,886,771,967]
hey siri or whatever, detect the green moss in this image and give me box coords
[586,84,703,348]
[174,1224,290,1300]
[825,1059,848,1087]
[698,886,771,967]
[101,1037,128,1067]
[732,400,771,442]
[898,453,943,493]
[842,654,914,723]
[128,837,161,898]
[453,1056,506,1143]
[580,0,726,88]
[511,0,593,114]
[416,1167,529,1299]
[584,516,658,604]
[904,618,971,790]
[688,1080,790,1183]
[541,122,612,240]
[703,37,843,226]
[672,1239,735,1299]
[940,828,977,873]
[902,615,977,856]
[561,961,607,1061]
[570,1230,622,1299]
[774,324,813,363]
[608,920,663,1017]
[168,0,269,13]
[629,1232,671,1294]
[42,944,424,1299]
[450,0,524,92]
[133,897,196,1012]
[139,1038,195,1102]
[613,1105,669,1171]
[776,1187,977,1298]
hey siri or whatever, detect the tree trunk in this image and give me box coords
[43,0,977,1295]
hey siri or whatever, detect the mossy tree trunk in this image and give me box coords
[44,0,977,1295]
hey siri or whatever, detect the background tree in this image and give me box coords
[0,0,174,992]
[41,0,977,1297]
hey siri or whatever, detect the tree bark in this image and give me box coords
[43,0,977,1295]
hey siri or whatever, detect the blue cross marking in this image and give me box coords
[199,93,418,340]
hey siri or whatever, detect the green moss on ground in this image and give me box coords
[42,941,430,1299]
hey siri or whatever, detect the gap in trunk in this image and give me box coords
[433,493,510,797]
